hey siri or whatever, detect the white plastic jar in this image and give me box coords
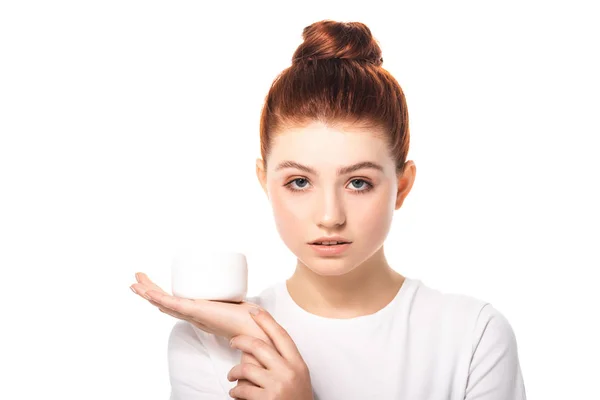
[171,249,248,302]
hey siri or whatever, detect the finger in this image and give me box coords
[227,363,271,388]
[135,272,169,294]
[154,302,191,321]
[130,285,195,324]
[130,271,168,301]
[130,284,169,308]
[144,290,190,313]
[248,308,302,363]
[144,290,212,318]
[141,289,222,334]
[231,379,254,400]
[229,335,286,372]
[229,382,264,400]
[130,283,155,301]
[130,279,213,332]
[149,300,212,332]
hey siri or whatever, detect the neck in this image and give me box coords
[286,246,405,319]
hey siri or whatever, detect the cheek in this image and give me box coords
[353,188,395,241]
[269,189,307,241]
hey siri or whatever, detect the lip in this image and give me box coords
[308,236,352,245]
[308,242,352,256]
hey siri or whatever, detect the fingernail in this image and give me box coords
[229,338,234,347]
[130,286,137,294]
[135,272,141,282]
[249,307,260,316]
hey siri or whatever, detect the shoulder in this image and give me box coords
[168,319,204,349]
[412,282,519,352]
[469,303,521,364]
[409,279,490,328]
[244,282,280,313]
[408,277,521,347]
[408,280,525,398]
[167,321,225,397]
[169,321,205,357]
[465,304,526,398]
[405,279,511,353]
[167,320,215,369]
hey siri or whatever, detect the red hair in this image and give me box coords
[259,19,410,174]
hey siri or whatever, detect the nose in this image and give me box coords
[314,188,346,229]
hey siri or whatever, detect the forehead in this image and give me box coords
[269,121,390,167]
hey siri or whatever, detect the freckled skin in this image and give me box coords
[256,120,416,278]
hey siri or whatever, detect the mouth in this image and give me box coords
[308,241,352,256]
[310,241,352,246]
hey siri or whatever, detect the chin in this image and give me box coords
[298,255,360,277]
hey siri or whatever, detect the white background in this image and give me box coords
[1,1,598,399]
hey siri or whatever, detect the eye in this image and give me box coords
[287,178,310,191]
[349,179,369,190]
[284,178,374,194]
[347,179,374,194]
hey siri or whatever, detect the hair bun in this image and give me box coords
[292,20,383,66]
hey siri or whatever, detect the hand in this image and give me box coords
[227,308,314,400]
[130,272,269,391]
[130,272,271,344]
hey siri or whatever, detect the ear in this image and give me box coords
[395,160,416,210]
[255,158,269,199]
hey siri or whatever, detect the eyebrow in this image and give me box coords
[274,160,384,176]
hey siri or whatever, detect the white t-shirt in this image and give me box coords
[167,277,526,399]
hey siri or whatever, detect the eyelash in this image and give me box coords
[284,177,374,194]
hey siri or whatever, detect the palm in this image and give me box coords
[132,273,269,342]
[186,299,268,340]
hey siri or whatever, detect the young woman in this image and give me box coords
[130,19,526,400]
